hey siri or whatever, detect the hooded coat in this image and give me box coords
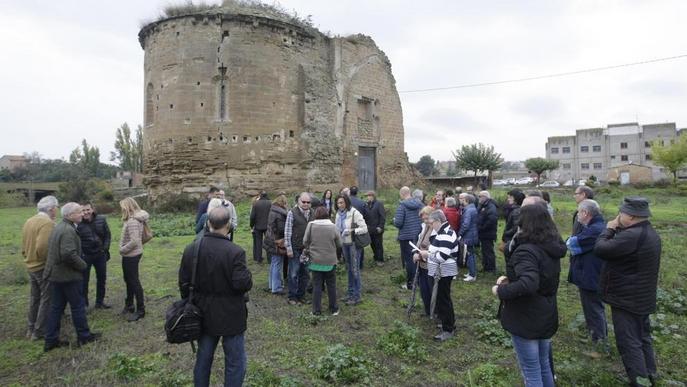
[497,237,567,339]
[567,213,605,291]
[393,198,424,241]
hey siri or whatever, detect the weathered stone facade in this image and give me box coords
[139,8,411,200]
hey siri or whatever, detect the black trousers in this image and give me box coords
[480,239,496,272]
[122,255,144,311]
[611,306,657,386]
[252,229,265,263]
[82,253,107,306]
[370,233,384,262]
[311,269,337,314]
[436,276,455,332]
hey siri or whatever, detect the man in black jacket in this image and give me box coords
[77,202,112,309]
[179,206,253,387]
[365,191,386,266]
[249,191,271,264]
[594,197,661,386]
[477,191,498,273]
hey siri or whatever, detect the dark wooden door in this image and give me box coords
[358,147,376,191]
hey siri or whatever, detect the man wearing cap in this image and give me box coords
[594,197,661,386]
[365,191,386,266]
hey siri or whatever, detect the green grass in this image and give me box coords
[1,186,686,385]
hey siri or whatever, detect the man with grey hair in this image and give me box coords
[567,199,608,356]
[179,206,253,386]
[284,192,314,304]
[21,195,59,340]
[393,186,423,289]
[477,191,498,273]
[43,202,100,351]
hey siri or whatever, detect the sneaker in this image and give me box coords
[95,303,112,309]
[433,331,454,342]
[331,309,340,316]
[463,273,470,278]
[375,262,384,267]
[44,340,70,352]
[310,311,322,316]
[400,284,408,290]
[463,275,476,282]
[288,299,299,306]
[77,332,102,346]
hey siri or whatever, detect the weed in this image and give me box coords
[389,271,406,285]
[312,344,374,384]
[657,287,687,315]
[158,370,193,387]
[376,320,427,363]
[245,361,301,387]
[109,352,154,381]
[466,363,511,386]
[475,303,512,348]
[298,312,328,327]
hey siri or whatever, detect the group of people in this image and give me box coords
[21,195,151,352]
[490,186,661,387]
[20,183,663,387]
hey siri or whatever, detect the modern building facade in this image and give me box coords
[545,122,682,182]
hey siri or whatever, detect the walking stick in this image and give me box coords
[429,263,441,319]
[406,261,421,320]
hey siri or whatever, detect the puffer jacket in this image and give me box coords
[477,198,498,241]
[594,221,661,315]
[497,237,567,339]
[77,213,111,257]
[119,210,149,257]
[393,198,424,241]
[458,205,479,246]
[567,213,605,291]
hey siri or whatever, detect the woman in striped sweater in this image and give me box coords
[417,210,459,342]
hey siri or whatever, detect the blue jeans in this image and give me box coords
[511,334,555,387]
[194,333,246,387]
[287,250,308,300]
[342,244,362,301]
[466,246,477,277]
[83,253,107,306]
[269,255,284,293]
[399,240,416,288]
[45,280,91,344]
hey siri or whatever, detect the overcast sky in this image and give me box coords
[1,0,686,163]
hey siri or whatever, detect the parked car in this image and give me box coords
[539,180,560,188]
[492,179,508,186]
[514,177,534,185]
[563,179,587,187]
[505,178,516,185]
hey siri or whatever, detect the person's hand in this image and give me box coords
[496,276,509,285]
[491,285,499,296]
[607,215,620,230]
[412,253,420,263]
[342,229,351,237]
[287,251,293,258]
[419,250,429,260]
[376,227,382,234]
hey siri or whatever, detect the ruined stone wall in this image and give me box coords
[140,12,410,200]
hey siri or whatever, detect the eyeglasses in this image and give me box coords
[301,201,311,204]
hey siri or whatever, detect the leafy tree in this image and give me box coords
[651,136,687,185]
[414,155,437,176]
[453,143,504,186]
[525,157,560,185]
[111,123,143,172]
[69,139,101,177]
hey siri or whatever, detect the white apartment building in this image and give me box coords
[545,122,681,182]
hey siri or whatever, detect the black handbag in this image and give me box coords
[165,239,203,350]
[351,210,371,249]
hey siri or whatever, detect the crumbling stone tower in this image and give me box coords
[138,4,411,200]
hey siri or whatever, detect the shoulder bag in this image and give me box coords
[351,209,371,249]
[164,239,203,351]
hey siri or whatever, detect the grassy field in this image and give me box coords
[0,186,686,386]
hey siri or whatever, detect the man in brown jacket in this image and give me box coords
[43,202,101,351]
[21,195,58,340]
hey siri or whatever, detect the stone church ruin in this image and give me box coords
[139,2,412,200]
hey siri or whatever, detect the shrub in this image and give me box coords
[312,344,374,384]
[154,193,197,213]
[0,191,27,208]
[608,180,620,186]
[376,320,428,363]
